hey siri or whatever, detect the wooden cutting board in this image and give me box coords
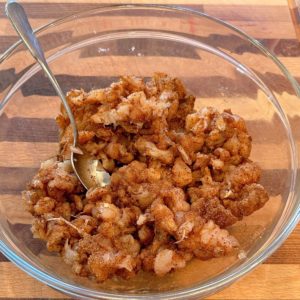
[0,0,299,299]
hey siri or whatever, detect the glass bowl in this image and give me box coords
[0,5,300,300]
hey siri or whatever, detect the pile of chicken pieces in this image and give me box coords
[23,73,269,281]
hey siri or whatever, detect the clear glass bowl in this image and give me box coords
[0,5,300,299]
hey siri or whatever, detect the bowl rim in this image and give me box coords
[0,4,300,300]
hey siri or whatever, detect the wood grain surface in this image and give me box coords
[0,0,300,299]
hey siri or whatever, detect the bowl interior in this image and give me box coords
[0,6,297,298]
